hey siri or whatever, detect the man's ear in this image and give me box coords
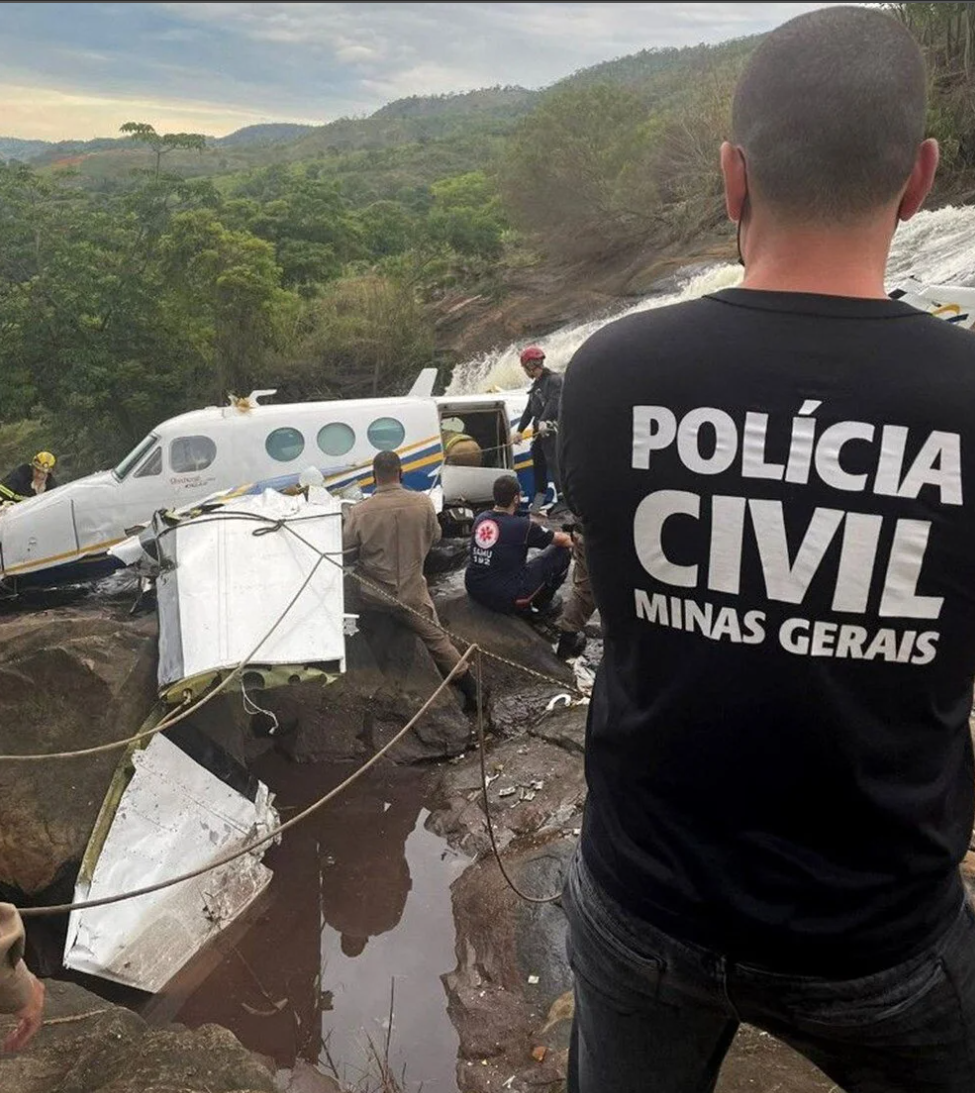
[720,142,748,223]
[898,138,939,222]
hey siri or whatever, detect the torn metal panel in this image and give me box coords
[152,487,347,697]
[64,731,279,993]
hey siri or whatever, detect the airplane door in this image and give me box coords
[438,401,513,505]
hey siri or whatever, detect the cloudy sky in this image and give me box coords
[0,2,850,141]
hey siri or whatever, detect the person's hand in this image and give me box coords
[3,973,44,1054]
[553,531,573,549]
[511,429,523,445]
[536,421,550,437]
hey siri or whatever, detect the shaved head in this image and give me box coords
[732,6,927,223]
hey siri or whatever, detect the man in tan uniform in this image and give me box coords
[556,528,595,660]
[343,450,482,711]
[0,903,44,1053]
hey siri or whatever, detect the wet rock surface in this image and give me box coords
[528,705,586,756]
[0,604,159,897]
[0,979,277,1093]
[433,593,573,688]
[443,840,574,1093]
[428,733,586,859]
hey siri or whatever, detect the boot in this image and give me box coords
[533,590,563,618]
[456,670,490,714]
[557,630,587,660]
[530,492,547,514]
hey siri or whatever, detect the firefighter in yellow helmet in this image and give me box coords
[0,452,58,506]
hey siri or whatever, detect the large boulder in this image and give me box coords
[433,591,573,687]
[272,611,473,765]
[0,606,159,897]
[275,592,578,766]
[0,980,277,1093]
[434,592,576,736]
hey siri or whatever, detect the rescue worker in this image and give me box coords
[0,452,57,506]
[555,525,595,660]
[465,474,572,615]
[512,347,563,512]
[343,450,483,712]
[0,903,45,1053]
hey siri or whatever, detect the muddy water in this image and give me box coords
[168,752,469,1093]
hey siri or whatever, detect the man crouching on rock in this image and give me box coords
[559,6,975,1092]
[465,474,572,617]
[343,450,484,713]
[0,904,44,1053]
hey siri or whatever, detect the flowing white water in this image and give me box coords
[446,204,975,395]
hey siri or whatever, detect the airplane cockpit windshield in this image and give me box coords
[113,434,159,480]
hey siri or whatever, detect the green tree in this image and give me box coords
[425,172,506,258]
[356,199,417,257]
[501,85,659,258]
[158,208,300,398]
[277,274,434,400]
[239,175,364,288]
[120,121,208,178]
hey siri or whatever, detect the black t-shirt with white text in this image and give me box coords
[560,288,975,975]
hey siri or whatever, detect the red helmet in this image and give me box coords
[519,345,546,366]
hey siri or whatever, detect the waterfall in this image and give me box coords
[446,204,975,395]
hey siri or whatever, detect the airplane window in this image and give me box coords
[367,417,405,451]
[170,435,217,473]
[266,426,305,462]
[134,447,162,478]
[114,433,158,480]
[317,422,356,457]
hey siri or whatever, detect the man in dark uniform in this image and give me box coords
[0,452,57,505]
[513,346,563,512]
[465,474,571,615]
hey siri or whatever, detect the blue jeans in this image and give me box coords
[515,543,571,607]
[564,849,975,1092]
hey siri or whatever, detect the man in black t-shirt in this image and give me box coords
[559,8,975,1093]
[513,347,564,511]
[465,474,571,614]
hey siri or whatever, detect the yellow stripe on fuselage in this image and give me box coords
[3,536,127,576]
[4,436,447,578]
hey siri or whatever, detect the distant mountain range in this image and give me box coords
[0,122,318,163]
[0,39,760,169]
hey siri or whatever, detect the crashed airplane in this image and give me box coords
[0,369,535,591]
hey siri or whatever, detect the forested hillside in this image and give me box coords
[1,2,971,477]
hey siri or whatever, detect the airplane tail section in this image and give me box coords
[408,368,438,399]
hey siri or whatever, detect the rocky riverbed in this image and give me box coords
[0,568,962,1093]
